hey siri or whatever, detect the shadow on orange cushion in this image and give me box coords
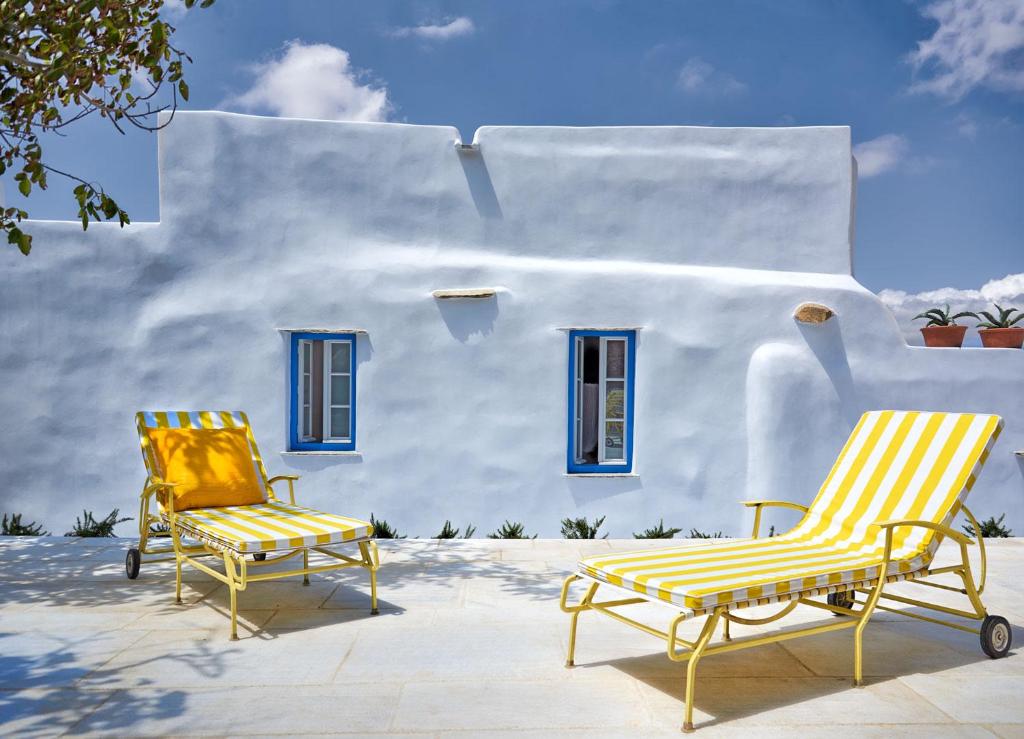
[145,427,267,511]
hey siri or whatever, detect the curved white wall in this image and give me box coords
[0,112,1020,537]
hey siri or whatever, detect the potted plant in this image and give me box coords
[913,304,974,347]
[975,304,1024,348]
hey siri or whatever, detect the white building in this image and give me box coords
[1,112,1021,537]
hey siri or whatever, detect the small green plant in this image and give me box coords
[65,509,131,537]
[436,520,477,539]
[974,304,1024,329]
[1,513,49,536]
[912,304,975,326]
[963,513,1013,538]
[369,513,405,539]
[688,528,724,539]
[149,522,171,537]
[634,518,684,539]
[487,520,536,539]
[561,515,608,539]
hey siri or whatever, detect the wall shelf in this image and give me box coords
[432,288,497,299]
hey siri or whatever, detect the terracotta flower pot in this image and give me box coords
[920,325,967,348]
[979,327,1024,349]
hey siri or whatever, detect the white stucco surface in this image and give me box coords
[0,112,1021,537]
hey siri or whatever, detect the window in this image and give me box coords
[289,332,356,451]
[567,330,636,473]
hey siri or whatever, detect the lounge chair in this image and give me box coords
[560,410,1011,732]
[128,410,379,639]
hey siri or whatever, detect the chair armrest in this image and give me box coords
[142,479,178,499]
[871,518,973,547]
[741,500,809,513]
[266,475,299,503]
[742,500,808,538]
[267,475,300,484]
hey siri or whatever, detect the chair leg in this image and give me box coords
[174,552,183,604]
[303,548,310,586]
[566,611,582,667]
[223,551,240,641]
[228,583,238,641]
[565,581,599,667]
[683,609,722,733]
[854,575,887,686]
[360,541,380,614]
[722,615,731,642]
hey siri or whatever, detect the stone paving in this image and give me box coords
[0,536,1022,737]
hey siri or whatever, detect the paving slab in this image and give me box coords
[0,536,1021,736]
[70,684,404,736]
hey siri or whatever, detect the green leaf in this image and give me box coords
[100,196,118,219]
[7,227,31,255]
[178,79,189,101]
[18,178,30,197]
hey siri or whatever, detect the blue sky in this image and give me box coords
[10,0,1024,297]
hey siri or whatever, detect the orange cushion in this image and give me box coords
[145,427,266,512]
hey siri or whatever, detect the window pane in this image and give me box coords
[606,340,625,378]
[330,407,350,439]
[606,381,624,419]
[330,375,350,405]
[302,405,311,437]
[303,342,311,363]
[604,422,624,460]
[302,374,310,404]
[331,342,351,373]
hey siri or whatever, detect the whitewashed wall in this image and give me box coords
[1,112,1021,538]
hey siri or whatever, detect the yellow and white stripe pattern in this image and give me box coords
[580,411,1003,612]
[136,410,373,553]
[166,500,374,554]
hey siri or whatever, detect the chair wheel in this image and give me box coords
[980,615,1011,659]
[827,591,855,613]
[252,552,267,561]
[125,548,141,580]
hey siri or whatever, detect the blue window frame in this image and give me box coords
[289,332,357,451]
[566,330,636,474]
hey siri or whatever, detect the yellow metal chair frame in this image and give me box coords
[560,500,1004,733]
[130,412,380,640]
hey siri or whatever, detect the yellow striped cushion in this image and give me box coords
[165,501,374,554]
[580,410,1002,611]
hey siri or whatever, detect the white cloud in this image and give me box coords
[390,17,476,41]
[955,112,979,139]
[909,0,1024,101]
[852,134,910,178]
[675,57,746,95]
[879,273,1024,344]
[224,41,390,122]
